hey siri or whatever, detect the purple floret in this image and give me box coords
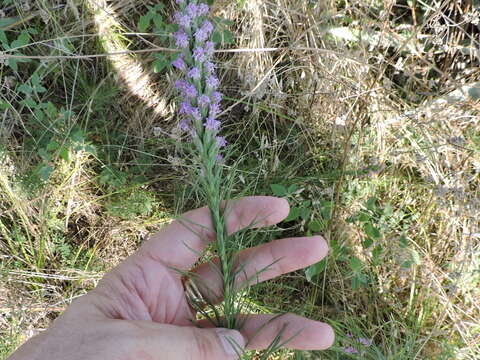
[193,47,207,63]
[191,107,201,121]
[206,75,219,89]
[184,83,198,98]
[204,61,215,74]
[176,0,185,3]
[172,54,186,71]
[209,102,221,117]
[216,136,227,147]
[205,41,215,55]
[358,338,372,347]
[175,79,188,92]
[197,3,209,16]
[343,346,359,354]
[212,91,222,103]
[174,12,192,28]
[179,101,194,115]
[195,27,209,43]
[186,3,198,18]
[179,119,190,131]
[174,30,189,48]
[188,67,201,80]
[201,20,214,35]
[204,116,221,130]
[198,95,211,107]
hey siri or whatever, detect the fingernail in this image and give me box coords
[216,328,245,356]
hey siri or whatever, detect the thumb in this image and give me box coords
[140,323,246,360]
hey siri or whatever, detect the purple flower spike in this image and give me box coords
[216,154,224,162]
[205,41,215,55]
[212,91,222,103]
[193,47,207,63]
[176,0,185,4]
[216,136,227,147]
[172,55,186,71]
[174,30,189,48]
[198,95,210,107]
[188,67,201,80]
[206,75,220,89]
[204,116,221,130]
[198,3,209,16]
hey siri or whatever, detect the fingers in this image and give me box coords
[138,196,289,270]
[192,236,328,301]
[198,314,334,351]
[130,321,245,360]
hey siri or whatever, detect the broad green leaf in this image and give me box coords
[349,257,362,272]
[300,207,311,220]
[37,164,54,181]
[308,220,322,232]
[287,184,297,193]
[138,14,153,32]
[399,235,409,248]
[284,207,301,222]
[362,237,373,249]
[364,222,381,239]
[270,184,287,197]
[305,259,327,282]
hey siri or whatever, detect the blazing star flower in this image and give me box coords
[201,21,214,35]
[205,41,215,55]
[186,3,198,18]
[212,91,222,103]
[174,30,189,48]
[176,0,185,4]
[188,67,201,80]
[175,12,193,28]
[204,61,215,74]
[209,102,221,117]
[179,119,190,131]
[206,75,219,89]
[172,55,186,71]
[358,338,373,347]
[198,94,210,107]
[179,101,194,115]
[343,346,359,354]
[197,3,209,16]
[204,116,221,130]
[193,47,207,63]
[173,1,224,146]
[195,27,210,43]
[216,136,227,147]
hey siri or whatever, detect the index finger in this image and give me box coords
[138,196,290,270]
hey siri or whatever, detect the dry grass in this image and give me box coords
[1,0,479,359]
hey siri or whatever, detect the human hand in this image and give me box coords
[8,196,334,360]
